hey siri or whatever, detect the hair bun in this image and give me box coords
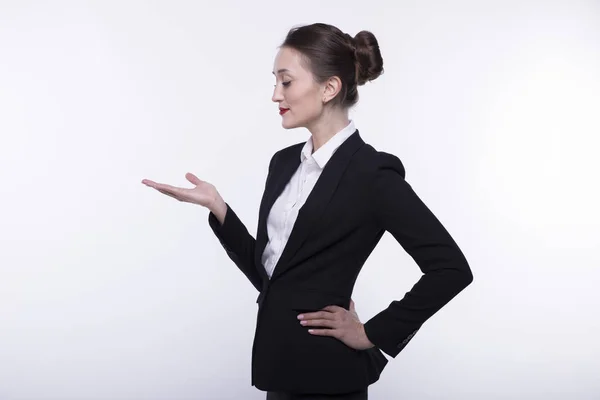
[352,30,384,85]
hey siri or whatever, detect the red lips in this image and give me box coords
[279,107,289,115]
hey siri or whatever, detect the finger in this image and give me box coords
[153,185,189,201]
[154,182,185,193]
[156,188,181,201]
[142,179,183,193]
[308,328,339,338]
[185,172,203,186]
[301,318,336,328]
[350,299,355,311]
[299,311,335,320]
[143,179,165,190]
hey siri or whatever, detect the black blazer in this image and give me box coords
[208,129,473,394]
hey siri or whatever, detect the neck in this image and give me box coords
[307,108,350,152]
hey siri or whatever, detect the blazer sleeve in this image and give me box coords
[362,152,474,358]
[207,151,279,293]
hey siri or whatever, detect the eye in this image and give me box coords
[282,81,291,87]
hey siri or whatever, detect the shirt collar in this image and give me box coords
[300,120,356,169]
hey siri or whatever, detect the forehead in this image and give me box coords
[272,47,307,76]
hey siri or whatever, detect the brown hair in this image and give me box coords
[279,22,384,109]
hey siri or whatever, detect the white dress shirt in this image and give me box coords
[261,120,357,279]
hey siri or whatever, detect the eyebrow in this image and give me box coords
[272,68,291,75]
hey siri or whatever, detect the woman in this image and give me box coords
[142,23,473,400]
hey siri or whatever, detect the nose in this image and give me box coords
[272,84,283,103]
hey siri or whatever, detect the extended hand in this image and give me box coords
[297,299,375,351]
[142,172,219,208]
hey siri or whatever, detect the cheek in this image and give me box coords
[287,85,317,106]
[285,89,301,107]
[290,91,320,114]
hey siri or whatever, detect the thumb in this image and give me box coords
[349,298,355,311]
[185,172,203,186]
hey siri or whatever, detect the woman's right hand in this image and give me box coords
[141,172,221,209]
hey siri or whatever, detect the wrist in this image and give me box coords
[209,196,228,225]
[361,323,375,349]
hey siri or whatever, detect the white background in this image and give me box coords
[1,1,599,399]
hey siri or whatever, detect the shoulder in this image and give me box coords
[278,141,304,159]
[359,144,406,180]
[266,142,301,172]
[269,141,304,167]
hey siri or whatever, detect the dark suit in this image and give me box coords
[208,130,473,395]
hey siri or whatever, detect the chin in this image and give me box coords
[281,118,306,130]
[281,120,299,130]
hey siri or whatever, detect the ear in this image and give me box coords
[322,76,342,104]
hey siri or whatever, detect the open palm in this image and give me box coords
[141,172,218,208]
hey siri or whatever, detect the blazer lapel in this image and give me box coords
[255,130,365,282]
[254,148,301,281]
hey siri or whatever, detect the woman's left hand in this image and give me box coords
[297,299,375,351]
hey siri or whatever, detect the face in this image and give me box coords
[272,47,326,130]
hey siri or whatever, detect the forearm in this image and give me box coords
[207,201,262,292]
[364,262,472,358]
